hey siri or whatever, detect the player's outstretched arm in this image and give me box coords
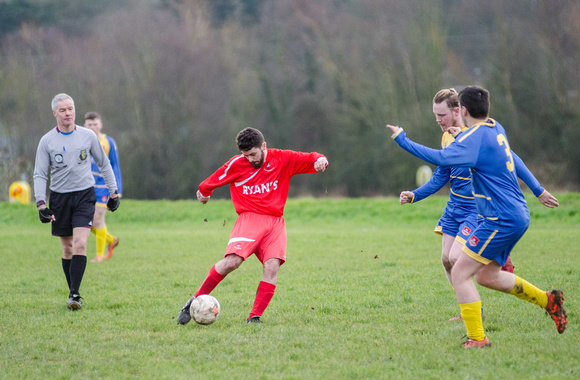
[400,191,414,205]
[197,190,211,204]
[538,190,559,208]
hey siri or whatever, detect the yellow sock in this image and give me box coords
[509,275,548,308]
[105,232,115,245]
[460,301,485,341]
[90,226,96,234]
[95,227,107,258]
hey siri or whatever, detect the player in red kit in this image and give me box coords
[178,127,329,324]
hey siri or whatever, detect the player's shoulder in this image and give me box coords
[441,132,455,148]
[225,154,248,167]
[42,126,59,139]
[102,134,117,145]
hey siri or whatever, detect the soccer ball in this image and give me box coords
[189,295,220,325]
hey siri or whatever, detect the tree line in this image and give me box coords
[0,0,578,201]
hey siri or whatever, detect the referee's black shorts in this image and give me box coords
[49,187,96,237]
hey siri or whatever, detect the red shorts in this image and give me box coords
[225,212,287,264]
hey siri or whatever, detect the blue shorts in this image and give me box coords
[94,186,110,206]
[462,219,528,266]
[434,205,479,246]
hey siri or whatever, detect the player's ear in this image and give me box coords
[262,142,267,150]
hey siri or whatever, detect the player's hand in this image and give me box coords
[197,190,210,204]
[38,207,55,223]
[447,127,460,135]
[385,124,401,134]
[538,190,559,208]
[107,195,120,212]
[314,157,329,172]
[400,191,414,205]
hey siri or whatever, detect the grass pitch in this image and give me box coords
[0,194,578,379]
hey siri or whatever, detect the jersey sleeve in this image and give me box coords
[107,136,123,195]
[286,150,325,175]
[33,136,50,204]
[512,150,544,197]
[392,129,480,168]
[198,156,244,197]
[411,165,450,203]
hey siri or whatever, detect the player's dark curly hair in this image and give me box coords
[236,127,264,151]
[458,86,490,119]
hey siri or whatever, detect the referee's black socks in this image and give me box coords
[62,258,72,291]
[69,255,87,296]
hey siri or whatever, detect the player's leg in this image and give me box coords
[60,236,73,291]
[67,227,91,310]
[91,206,107,262]
[247,258,281,323]
[66,188,96,310]
[441,233,455,286]
[447,238,485,321]
[475,259,567,333]
[247,216,286,323]
[197,254,243,296]
[100,206,120,260]
[178,213,263,324]
[451,251,488,346]
[178,254,244,325]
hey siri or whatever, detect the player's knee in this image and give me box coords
[222,254,243,272]
[474,271,494,288]
[441,257,453,272]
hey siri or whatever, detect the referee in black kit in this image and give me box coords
[34,93,120,310]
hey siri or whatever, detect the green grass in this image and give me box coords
[0,193,579,379]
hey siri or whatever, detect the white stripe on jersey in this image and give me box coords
[234,168,261,187]
[219,155,245,181]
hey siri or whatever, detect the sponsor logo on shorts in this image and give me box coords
[101,195,108,203]
[234,243,242,249]
[462,226,471,236]
[469,235,479,247]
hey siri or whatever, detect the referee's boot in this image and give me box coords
[67,294,83,310]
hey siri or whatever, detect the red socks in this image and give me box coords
[249,281,276,318]
[195,265,226,297]
[195,268,277,319]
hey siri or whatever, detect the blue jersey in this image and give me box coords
[411,130,476,216]
[393,119,533,227]
[411,128,544,215]
[92,134,122,196]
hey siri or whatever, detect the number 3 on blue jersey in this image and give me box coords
[497,134,514,172]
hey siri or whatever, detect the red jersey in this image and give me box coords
[199,148,325,216]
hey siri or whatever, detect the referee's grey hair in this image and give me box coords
[51,93,74,111]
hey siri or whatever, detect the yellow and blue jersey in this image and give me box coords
[411,128,476,215]
[394,119,539,227]
[92,134,122,203]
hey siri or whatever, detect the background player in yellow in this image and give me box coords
[386,86,566,348]
[84,112,122,262]
[398,88,556,322]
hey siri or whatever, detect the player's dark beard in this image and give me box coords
[251,156,264,169]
